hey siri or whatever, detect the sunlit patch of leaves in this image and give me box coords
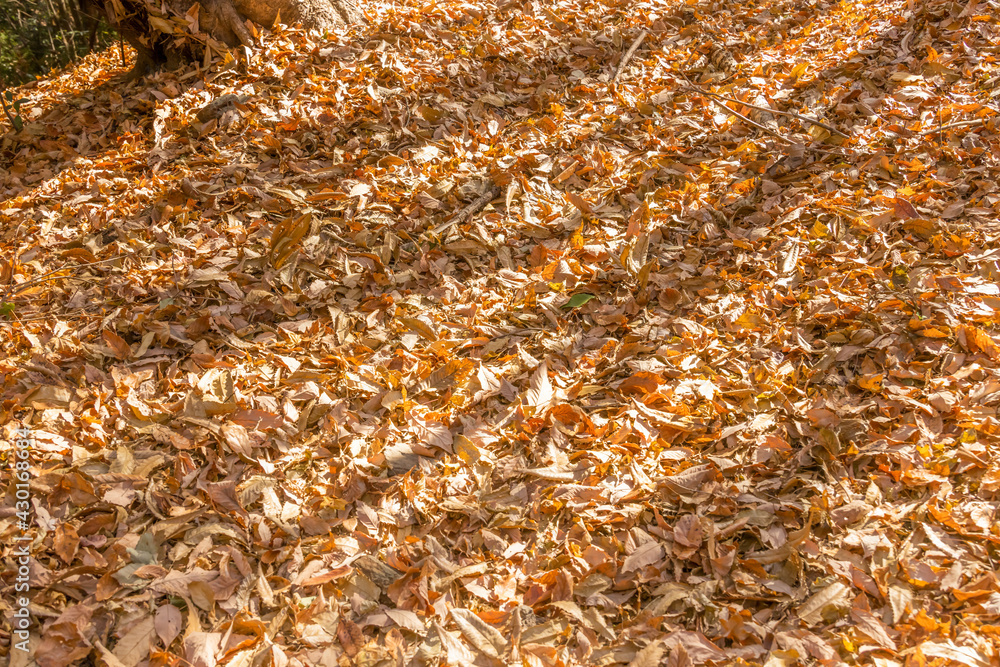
[2,0,1000,665]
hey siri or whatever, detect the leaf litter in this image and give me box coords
[2,0,1000,664]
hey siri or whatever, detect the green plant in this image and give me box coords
[0,2,118,88]
[1,89,27,130]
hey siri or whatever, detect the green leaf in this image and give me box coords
[563,293,597,309]
[0,302,14,317]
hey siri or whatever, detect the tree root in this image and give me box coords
[203,0,256,46]
[102,0,367,79]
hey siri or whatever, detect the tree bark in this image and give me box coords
[231,0,365,32]
[101,0,365,78]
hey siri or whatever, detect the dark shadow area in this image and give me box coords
[0,53,140,194]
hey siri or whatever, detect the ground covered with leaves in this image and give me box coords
[2,0,1000,664]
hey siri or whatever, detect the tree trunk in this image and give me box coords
[231,0,365,32]
[101,0,365,78]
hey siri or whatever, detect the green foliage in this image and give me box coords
[563,293,597,309]
[0,0,117,89]
[2,90,26,130]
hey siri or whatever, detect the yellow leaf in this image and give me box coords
[786,62,808,82]
[959,324,1000,359]
[808,124,831,141]
[454,435,481,465]
[148,15,176,33]
[858,374,883,392]
[921,327,950,338]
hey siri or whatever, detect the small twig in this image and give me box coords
[702,94,787,140]
[454,181,501,225]
[676,73,838,155]
[613,31,648,83]
[919,117,990,136]
[710,95,841,155]
[430,182,501,236]
[119,34,126,67]
[691,87,849,138]
[1,254,127,304]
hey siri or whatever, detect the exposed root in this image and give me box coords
[102,0,368,79]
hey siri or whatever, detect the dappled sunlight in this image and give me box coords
[1,0,1000,664]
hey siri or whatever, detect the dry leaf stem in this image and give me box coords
[700,93,789,142]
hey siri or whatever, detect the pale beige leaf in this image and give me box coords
[796,582,849,625]
[524,359,552,409]
[622,541,665,573]
[155,604,183,648]
[450,608,505,659]
[628,639,665,667]
[112,615,155,667]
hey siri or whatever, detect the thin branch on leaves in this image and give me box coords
[1,254,127,304]
[702,94,787,141]
[613,31,648,83]
[676,74,839,155]
[918,117,991,135]
[709,95,842,155]
[687,86,850,138]
[431,181,502,236]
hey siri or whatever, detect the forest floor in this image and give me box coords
[2,0,1000,665]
